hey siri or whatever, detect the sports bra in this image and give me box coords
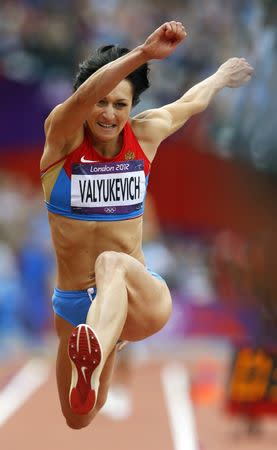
[41,121,151,221]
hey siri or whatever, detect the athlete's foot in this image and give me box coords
[68,324,102,415]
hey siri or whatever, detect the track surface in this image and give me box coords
[0,358,177,450]
[1,345,276,450]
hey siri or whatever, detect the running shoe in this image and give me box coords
[68,324,102,415]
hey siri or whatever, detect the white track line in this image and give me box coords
[161,363,198,450]
[0,358,50,427]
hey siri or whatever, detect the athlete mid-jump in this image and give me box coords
[40,21,254,428]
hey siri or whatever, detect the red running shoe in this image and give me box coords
[68,324,102,415]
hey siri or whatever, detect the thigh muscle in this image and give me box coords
[117,254,172,341]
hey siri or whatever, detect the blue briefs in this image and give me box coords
[52,269,164,327]
[52,287,97,326]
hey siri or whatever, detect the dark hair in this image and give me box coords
[73,45,150,106]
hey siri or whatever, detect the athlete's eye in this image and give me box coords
[115,102,127,108]
[97,100,107,106]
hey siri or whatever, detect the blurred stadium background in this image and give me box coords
[0,0,277,449]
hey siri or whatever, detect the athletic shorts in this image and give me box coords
[52,269,164,327]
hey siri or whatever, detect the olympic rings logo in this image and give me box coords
[104,207,116,213]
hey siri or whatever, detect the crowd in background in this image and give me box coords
[0,172,54,357]
[0,0,276,357]
[0,169,275,359]
[0,0,276,170]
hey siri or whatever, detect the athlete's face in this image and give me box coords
[87,79,133,144]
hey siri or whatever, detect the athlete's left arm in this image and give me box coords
[134,57,254,160]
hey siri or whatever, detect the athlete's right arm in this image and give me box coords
[44,21,187,151]
[44,48,147,151]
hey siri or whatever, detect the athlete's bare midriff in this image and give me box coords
[48,211,145,290]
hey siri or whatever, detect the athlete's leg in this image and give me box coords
[87,250,171,337]
[66,253,130,416]
[55,314,117,429]
[68,251,171,417]
[85,250,172,377]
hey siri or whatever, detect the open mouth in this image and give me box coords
[97,122,116,129]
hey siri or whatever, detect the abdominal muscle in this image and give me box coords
[48,212,145,290]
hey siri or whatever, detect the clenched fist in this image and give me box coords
[217,57,254,88]
[142,21,187,60]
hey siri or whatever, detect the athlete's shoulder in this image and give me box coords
[44,104,84,150]
[44,103,63,134]
[131,109,171,137]
[129,115,152,143]
[130,109,171,158]
[41,121,84,172]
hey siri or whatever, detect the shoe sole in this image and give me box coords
[68,324,102,415]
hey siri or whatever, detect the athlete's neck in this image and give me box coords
[93,136,123,159]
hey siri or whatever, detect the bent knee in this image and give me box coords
[95,251,126,275]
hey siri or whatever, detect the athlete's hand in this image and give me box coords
[216,57,254,88]
[142,21,187,60]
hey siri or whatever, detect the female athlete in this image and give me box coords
[40,21,253,429]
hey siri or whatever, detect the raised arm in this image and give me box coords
[45,21,187,149]
[133,57,254,157]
